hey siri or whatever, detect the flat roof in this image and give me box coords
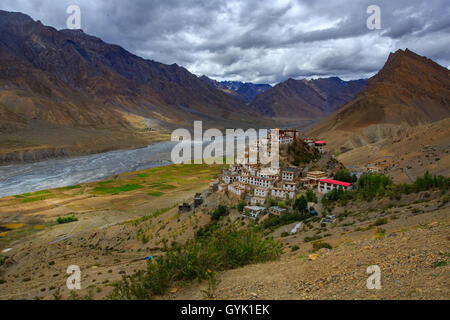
[270,206,287,211]
[244,206,266,211]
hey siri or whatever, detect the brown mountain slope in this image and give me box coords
[0,10,267,161]
[313,49,450,136]
[307,49,450,180]
[250,77,366,118]
[309,49,450,142]
[0,12,264,128]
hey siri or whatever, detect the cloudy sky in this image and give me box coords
[1,0,449,84]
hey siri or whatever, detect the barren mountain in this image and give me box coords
[250,77,366,118]
[307,49,450,180]
[309,49,450,143]
[0,11,259,128]
[0,10,267,160]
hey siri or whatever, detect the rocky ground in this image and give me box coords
[337,118,450,183]
[170,202,449,300]
[0,168,448,300]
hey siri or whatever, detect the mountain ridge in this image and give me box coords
[0,9,260,134]
[306,48,450,181]
[249,76,367,118]
[199,76,272,102]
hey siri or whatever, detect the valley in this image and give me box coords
[0,154,448,300]
[0,7,448,303]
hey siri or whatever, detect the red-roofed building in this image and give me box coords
[314,141,326,153]
[318,179,352,194]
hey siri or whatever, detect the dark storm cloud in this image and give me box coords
[1,0,448,84]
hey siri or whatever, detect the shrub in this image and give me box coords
[111,224,281,299]
[291,245,300,252]
[304,235,322,242]
[432,260,447,268]
[237,201,246,212]
[312,242,332,252]
[372,218,388,226]
[211,205,229,220]
[333,170,357,183]
[57,215,78,224]
[322,172,449,207]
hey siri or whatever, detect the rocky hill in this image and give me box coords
[309,49,450,144]
[306,49,450,181]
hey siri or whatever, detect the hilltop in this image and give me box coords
[307,49,450,182]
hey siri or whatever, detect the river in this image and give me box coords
[0,131,264,198]
[0,141,179,198]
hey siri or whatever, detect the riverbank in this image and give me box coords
[0,125,171,166]
[0,139,185,198]
[0,162,222,242]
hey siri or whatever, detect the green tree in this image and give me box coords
[305,189,318,203]
[293,195,308,213]
[211,205,229,220]
[237,201,246,212]
[334,170,357,183]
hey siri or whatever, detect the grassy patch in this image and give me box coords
[137,173,150,178]
[59,185,82,191]
[154,184,177,190]
[32,190,51,195]
[21,196,47,203]
[147,191,164,197]
[93,184,144,195]
[432,260,447,268]
[14,190,52,202]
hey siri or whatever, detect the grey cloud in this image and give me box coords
[0,0,448,84]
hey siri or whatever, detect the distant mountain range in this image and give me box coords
[199,76,367,117]
[1,10,448,166]
[249,77,367,118]
[199,76,272,103]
